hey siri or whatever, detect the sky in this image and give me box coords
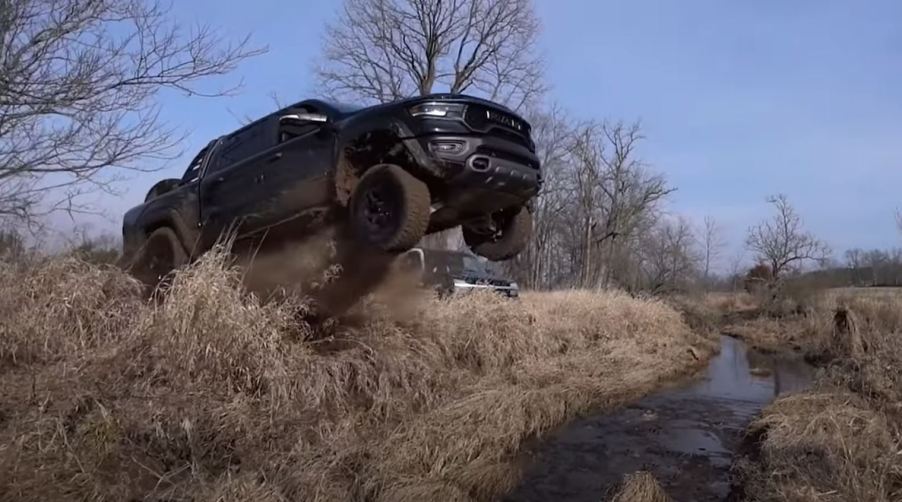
[66,0,902,269]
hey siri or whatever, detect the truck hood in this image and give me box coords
[342,93,527,124]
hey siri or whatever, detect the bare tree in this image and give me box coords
[839,247,902,287]
[699,215,725,289]
[746,194,829,278]
[0,0,264,224]
[726,249,747,291]
[499,118,674,290]
[863,248,890,286]
[638,216,700,294]
[316,0,544,110]
[844,248,864,285]
[503,104,573,287]
[568,121,672,287]
[844,248,863,269]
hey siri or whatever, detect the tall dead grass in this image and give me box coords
[608,471,672,502]
[735,294,902,501]
[0,252,713,501]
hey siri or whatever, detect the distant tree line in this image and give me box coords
[740,200,902,293]
[824,248,902,288]
[0,225,121,264]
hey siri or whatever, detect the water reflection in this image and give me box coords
[674,336,815,403]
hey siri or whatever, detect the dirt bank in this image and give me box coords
[0,253,715,501]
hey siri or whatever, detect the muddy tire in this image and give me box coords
[144,178,181,202]
[129,227,188,287]
[463,206,533,261]
[349,164,431,252]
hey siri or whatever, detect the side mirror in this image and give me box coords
[279,112,329,124]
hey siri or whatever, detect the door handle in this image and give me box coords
[266,152,283,163]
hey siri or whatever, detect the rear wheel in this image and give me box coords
[463,206,532,261]
[349,164,431,252]
[129,227,188,287]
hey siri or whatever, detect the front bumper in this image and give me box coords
[406,134,541,222]
[451,279,519,298]
[433,135,540,189]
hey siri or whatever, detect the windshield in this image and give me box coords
[423,250,496,277]
[461,255,490,275]
[331,102,362,114]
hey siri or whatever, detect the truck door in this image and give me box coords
[256,109,336,228]
[198,122,273,246]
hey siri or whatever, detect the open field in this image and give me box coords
[823,286,902,303]
[729,293,902,501]
[0,253,715,501]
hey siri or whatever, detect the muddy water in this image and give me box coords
[506,336,815,502]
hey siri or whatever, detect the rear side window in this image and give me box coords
[181,145,210,183]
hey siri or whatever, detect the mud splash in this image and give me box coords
[506,336,815,502]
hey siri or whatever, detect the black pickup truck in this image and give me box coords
[400,247,520,298]
[122,94,542,284]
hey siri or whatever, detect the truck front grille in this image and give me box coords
[464,105,532,149]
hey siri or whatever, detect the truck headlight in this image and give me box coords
[409,102,466,119]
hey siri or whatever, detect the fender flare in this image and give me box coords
[332,119,440,206]
[133,210,199,260]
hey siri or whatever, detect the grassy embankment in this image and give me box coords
[721,289,902,501]
[0,251,714,501]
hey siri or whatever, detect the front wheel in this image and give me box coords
[349,164,431,252]
[463,206,533,261]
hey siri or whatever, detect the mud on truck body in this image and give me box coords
[121,94,542,285]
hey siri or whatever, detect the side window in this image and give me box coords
[212,120,276,172]
[280,123,321,142]
[210,135,241,173]
[279,106,324,143]
[181,146,210,183]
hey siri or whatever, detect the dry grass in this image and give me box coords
[714,289,828,354]
[702,291,757,313]
[738,391,901,502]
[668,292,805,355]
[721,317,817,354]
[608,471,672,502]
[735,293,902,501]
[0,252,713,502]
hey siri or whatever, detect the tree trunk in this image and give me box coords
[583,216,593,287]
